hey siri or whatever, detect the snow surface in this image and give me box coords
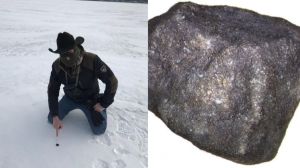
[0,0,147,168]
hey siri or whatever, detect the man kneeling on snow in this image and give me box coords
[47,32,118,135]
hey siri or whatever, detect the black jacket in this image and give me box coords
[48,51,118,117]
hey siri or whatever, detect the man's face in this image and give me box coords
[62,49,74,58]
[60,47,80,67]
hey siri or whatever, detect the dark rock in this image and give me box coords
[148,2,300,164]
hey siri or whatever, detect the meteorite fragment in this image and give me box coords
[149,2,300,164]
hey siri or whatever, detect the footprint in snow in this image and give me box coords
[117,120,136,141]
[110,159,126,168]
[136,127,147,152]
[92,159,109,168]
[88,133,112,146]
[113,146,130,155]
[138,154,148,168]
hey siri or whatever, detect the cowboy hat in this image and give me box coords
[49,32,84,54]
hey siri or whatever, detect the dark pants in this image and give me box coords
[48,95,107,135]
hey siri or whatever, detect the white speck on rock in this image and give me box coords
[215,99,223,104]
[183,46,191,53]
[239,144,246,155]
[197,74,204,78]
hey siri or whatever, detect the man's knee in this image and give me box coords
[92,121,107,135]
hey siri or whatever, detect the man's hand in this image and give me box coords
[93,103,105,112]
[53,116,63,130]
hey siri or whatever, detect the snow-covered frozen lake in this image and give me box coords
[0,0,147,168]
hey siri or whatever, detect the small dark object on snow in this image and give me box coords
[149,2,300,165]
[56,143,59,147]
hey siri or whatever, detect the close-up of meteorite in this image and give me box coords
[148,2,300,165]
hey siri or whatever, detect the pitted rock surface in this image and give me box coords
[149,2,300,164]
